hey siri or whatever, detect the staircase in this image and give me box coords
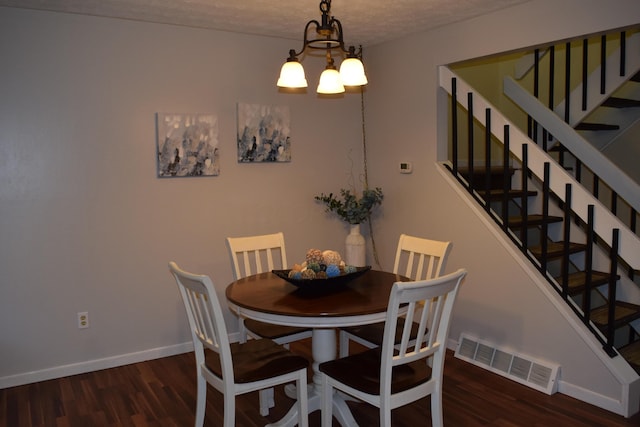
[540,33,640,371]
[438,27,640,376]
[458,165,640,371]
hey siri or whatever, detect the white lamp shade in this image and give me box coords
[317,68,345,94]
[277,61,308,88]
[339,57,368,86]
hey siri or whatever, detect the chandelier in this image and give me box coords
[276,0,368,94]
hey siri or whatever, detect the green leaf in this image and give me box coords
[314,187,383,224]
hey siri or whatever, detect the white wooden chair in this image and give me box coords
[226,232,313,415]
[320,268,467,427]
[169,261,309,427]
[339,234,452,357]
[226,232,312,346]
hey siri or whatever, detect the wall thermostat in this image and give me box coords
[399,162,413,174]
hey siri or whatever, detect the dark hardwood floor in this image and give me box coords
[2,338,640,426]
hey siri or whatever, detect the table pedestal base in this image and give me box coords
[267,386,357,427]
[266,328,359,427]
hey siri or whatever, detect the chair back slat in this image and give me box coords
[414,301,430,350]
[192,291,218,348]
[393,234,452,280]
[398,301,416,355]
[241,251,254,276]
[226,232,287,280]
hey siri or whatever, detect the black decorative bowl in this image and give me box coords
[272,266,371,289]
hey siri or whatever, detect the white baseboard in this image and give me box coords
[1,332,241,389]
[0,341,194,389]
[558,380,627,417]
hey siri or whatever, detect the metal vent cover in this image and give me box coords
[455,333,560,395]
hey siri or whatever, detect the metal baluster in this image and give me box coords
[565,42,571,123]
[620,31,626,77]
[583,205,594,324]
[561,184,572,298]
[582,39,588,111]
[540,163,550,273]
[601,35,607,94]
[520,144,528,251]
[467,92,474,193]
[547,45,556,143]
[549,46,555,113]
[532,49,540,143]
[606,229,620,352]
[485,108,492,212]
[452,78,458,175]
[502,126,510,231]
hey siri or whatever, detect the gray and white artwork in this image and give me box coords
[156,113,220,177]
[237,103,291,163]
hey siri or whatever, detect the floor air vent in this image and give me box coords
[455,333,560,395]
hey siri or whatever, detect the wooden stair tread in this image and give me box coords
[456,166,516,190]
[555,271,616,295]
[456,166,516,174]
[508,214,563,228]
[575,122,620,131]
[548,144,567,152]
[530,241,586,259]
[484,189,537,200]
[619,340,640,373]
[602,97,640,108]
[591,301,640,329]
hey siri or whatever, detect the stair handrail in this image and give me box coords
[504,75,640,218]
[439,66,640,271]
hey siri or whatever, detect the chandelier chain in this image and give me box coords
[360,87,382,269]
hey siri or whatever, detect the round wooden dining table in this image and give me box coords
[226,269,409,427]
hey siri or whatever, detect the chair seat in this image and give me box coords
[342,318,423,347]
[205,338,309,383]
[319,347,431,395]
[244,318,311,341]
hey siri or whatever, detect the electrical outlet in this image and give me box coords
[77,311,89,329]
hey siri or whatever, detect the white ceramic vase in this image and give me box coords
[345,223,366,267]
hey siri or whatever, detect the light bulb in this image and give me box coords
[277,61,308,88]
[317,68,345,94]
[339,57,368,86]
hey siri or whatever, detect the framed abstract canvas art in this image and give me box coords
[237,103,291,163]
[156,113,220,177]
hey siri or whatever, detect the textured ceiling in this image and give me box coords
[0,0,532,47]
